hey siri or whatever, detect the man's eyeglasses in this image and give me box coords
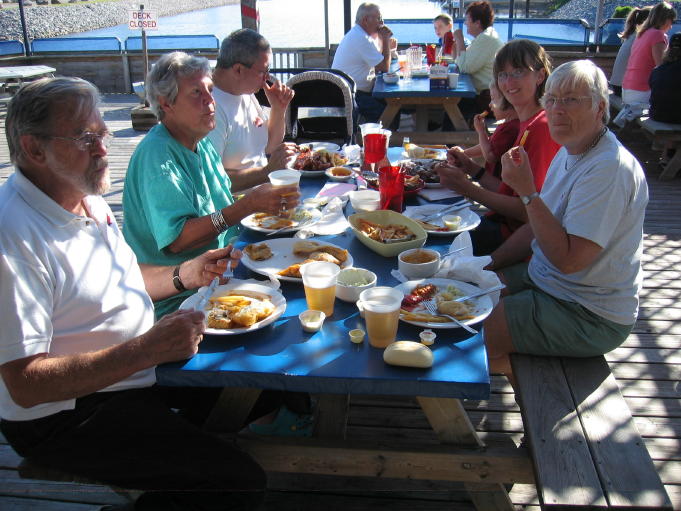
[541,95,592,109]
[44,132,114,151]
[497,68,528,81]
[241,62,270,78]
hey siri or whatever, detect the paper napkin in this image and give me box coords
[295,197,350,238]
[434,232,502,305]
[417,187,463,201]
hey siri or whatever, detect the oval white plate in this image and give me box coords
[415,207,481,236]
[396,278,493,329]
[179,282,286,336]
[240,209,321,234]
[300,142,341,152]
[241,237,354,283]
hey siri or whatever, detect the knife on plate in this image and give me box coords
[421,200,470,222]
[454,284,506,303]
[194,277,220,312]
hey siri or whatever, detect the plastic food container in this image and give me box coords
[349,190,381,213]
[398,248,441,279]
[335,268,377,302]
[299,310,326,333]
[349,329,366,343]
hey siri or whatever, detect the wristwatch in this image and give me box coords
[520,192,539,205]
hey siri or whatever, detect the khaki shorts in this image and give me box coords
[500,263,633,357]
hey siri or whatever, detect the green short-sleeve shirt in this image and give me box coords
[123,124,239,318]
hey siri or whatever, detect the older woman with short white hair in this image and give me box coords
[482,60,649,384]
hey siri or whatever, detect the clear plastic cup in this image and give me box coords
[300,262,340,317]
[268,169,301,186]
[359,287,404,348]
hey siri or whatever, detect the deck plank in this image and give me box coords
[0,94,680,510]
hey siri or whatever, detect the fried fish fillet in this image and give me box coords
[244,243,273,261]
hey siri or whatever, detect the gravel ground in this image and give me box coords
[551,0,677,25]
[0,0,237,41]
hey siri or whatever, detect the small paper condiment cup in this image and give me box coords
[299,310,326,333]
[349,329,366,344]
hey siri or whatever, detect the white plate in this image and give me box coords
[396,278,493,329]
[241,238,354,283]
[240,209,322,234]
[300,142,341,152]
[179,282,286,336]
[414,207,481,236]
[411,69,429,77]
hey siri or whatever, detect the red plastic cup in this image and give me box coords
[378,165,404,212]
[363,133,388,165]
[426,44,437,65]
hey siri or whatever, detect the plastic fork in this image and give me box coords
[422,299,478,334]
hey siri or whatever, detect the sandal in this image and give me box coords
[248,405,314,437]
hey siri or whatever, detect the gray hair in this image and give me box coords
[216,29,271,70]
[543,60,610,124]
[146,51,211,120]
[5,76,100,165]
[356,2,380,24]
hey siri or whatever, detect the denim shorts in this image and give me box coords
[500,263,633,357]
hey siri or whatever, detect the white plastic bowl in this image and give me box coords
[335,268,377,302]
[349,190,380,213]
[383,73,399,84]
[398,248,441,279]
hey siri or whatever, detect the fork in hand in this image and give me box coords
[422,299,478,334]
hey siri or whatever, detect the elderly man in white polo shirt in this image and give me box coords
[332,2,396,123]
[0,77,266,511]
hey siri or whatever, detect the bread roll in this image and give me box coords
[383,341,433,368]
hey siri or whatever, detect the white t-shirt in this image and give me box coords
[332,24,384,92]
[528,131,649,325]
[207,87,270,171]
[0,170,156,421]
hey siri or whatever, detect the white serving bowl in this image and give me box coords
[335,268,377,302]
[398,248,441,279]
[325,166,354,182]
[349,189,380,213]
[383,72,399,84]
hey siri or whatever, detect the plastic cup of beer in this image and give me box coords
[300,261,340,317]
[269,169,301,187]
[359,287,404,348]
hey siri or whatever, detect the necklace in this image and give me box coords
[564,127,608,172]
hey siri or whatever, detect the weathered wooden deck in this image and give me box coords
[0,94,679,510]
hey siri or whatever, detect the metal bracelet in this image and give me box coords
[210,211,229,234]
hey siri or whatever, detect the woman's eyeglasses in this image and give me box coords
[497,68,528,81]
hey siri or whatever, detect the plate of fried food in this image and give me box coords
[179,282,286,335]
[396,278,493,329]
[365,173,425,196]
[403,143,447,160]
[412,207,481,236]
[400,159,442,187]
[241,207,321,234]
[348,210,427,257]
[290,147,349,176]
[242,238,354,282]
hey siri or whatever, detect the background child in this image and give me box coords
[433,13,454,56]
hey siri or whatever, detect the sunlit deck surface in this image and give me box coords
[0,94,679,510]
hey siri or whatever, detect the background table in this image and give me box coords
[0,65,56,94]
[372,72,477,146]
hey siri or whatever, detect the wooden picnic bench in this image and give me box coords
[637,117,681,181]
[511,353,672,510]
[609,93,681,180]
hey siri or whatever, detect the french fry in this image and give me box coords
[519,130,529,146]
[480,110,489,118]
